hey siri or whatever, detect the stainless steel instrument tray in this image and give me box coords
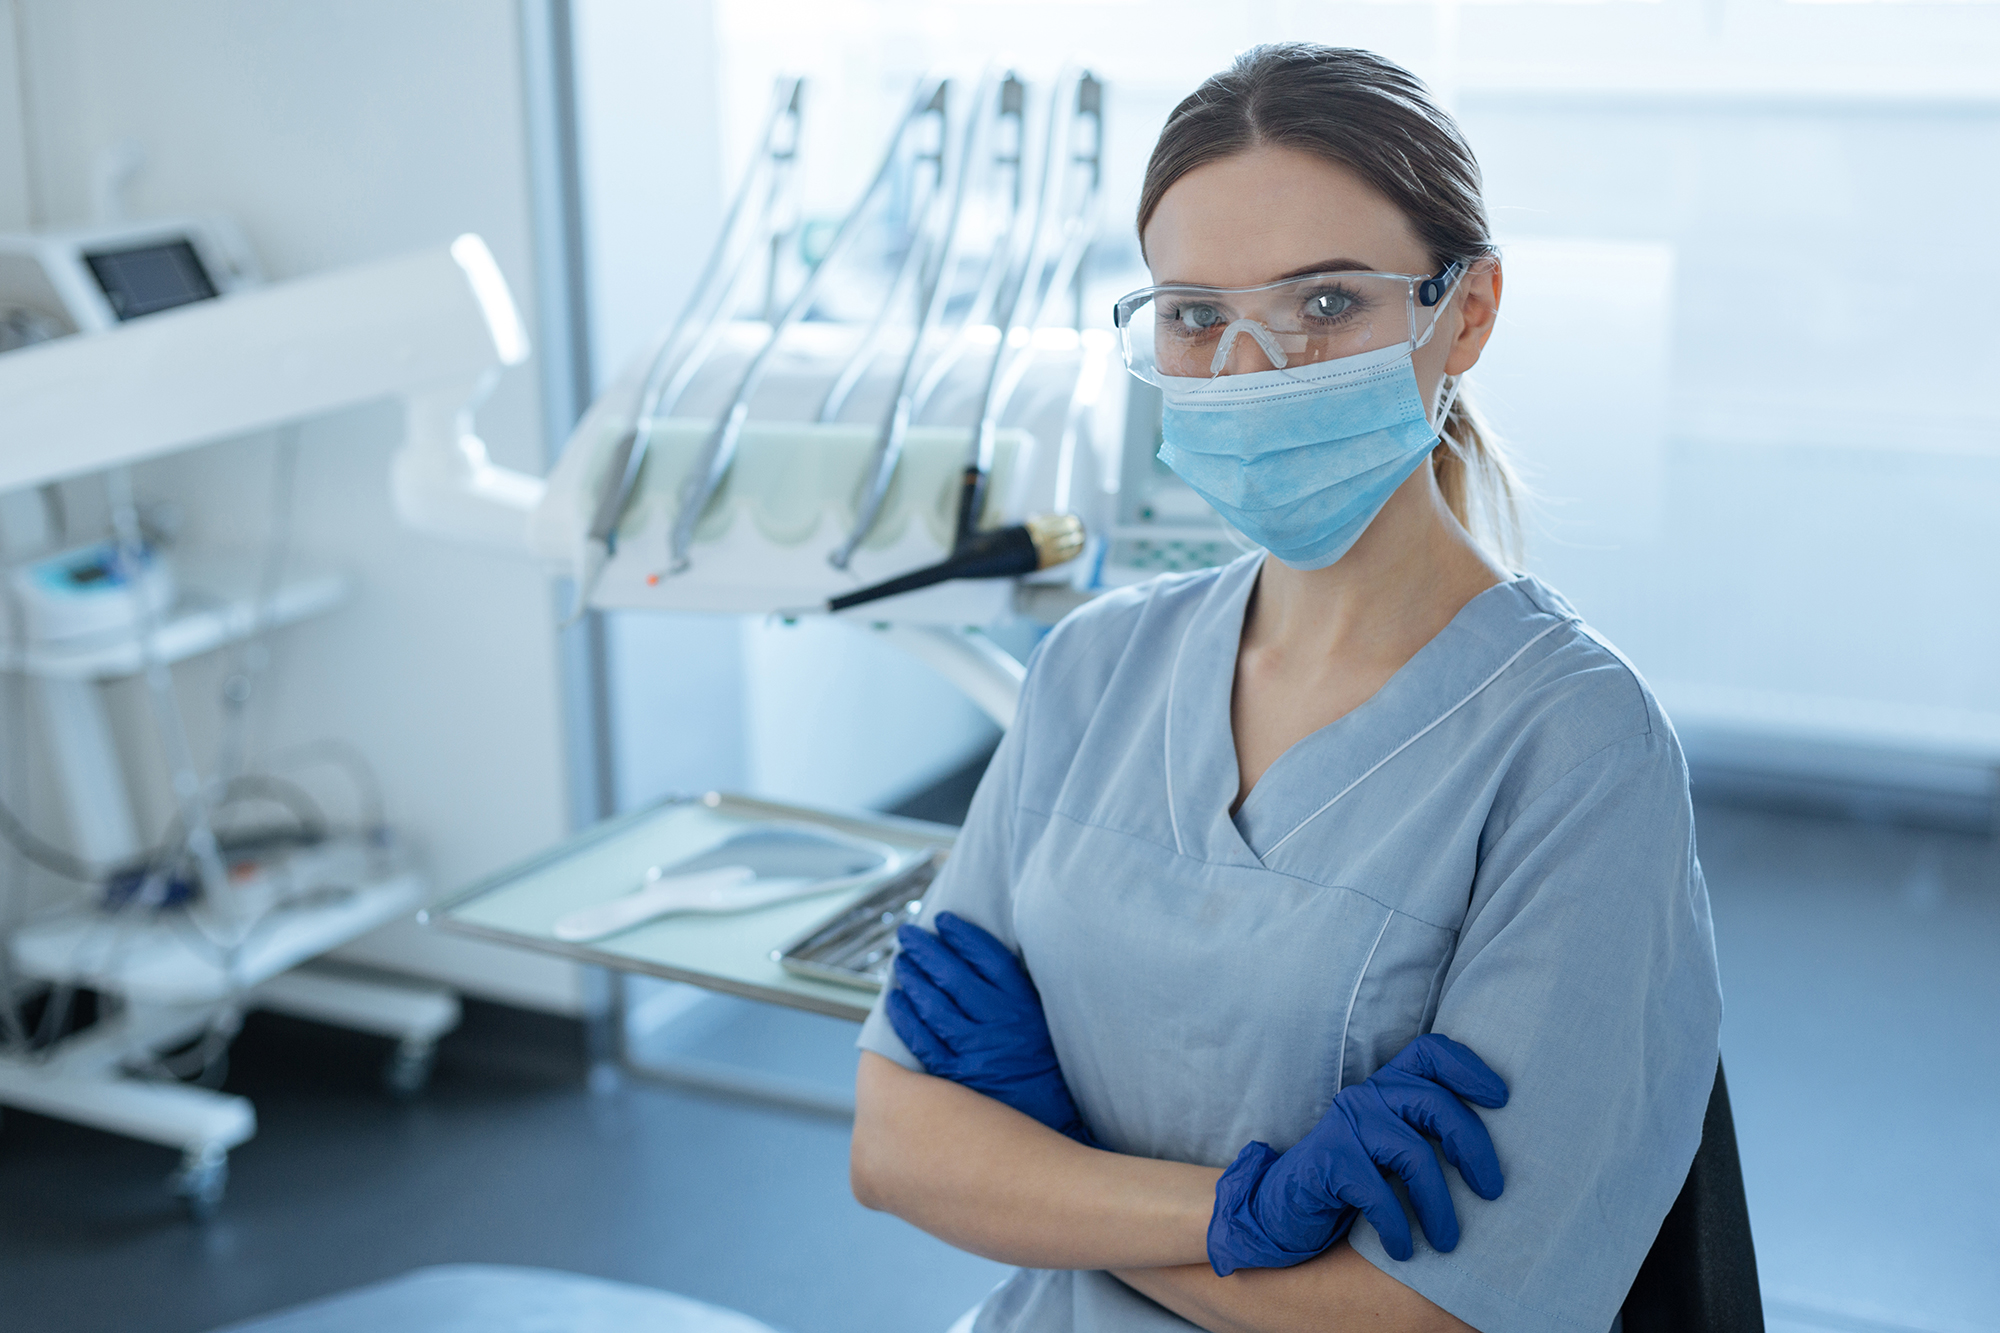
[773,850,943,991]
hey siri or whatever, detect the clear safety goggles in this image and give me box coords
[1112,262,1466,385]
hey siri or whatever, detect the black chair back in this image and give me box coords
[1620,1060,1764,1332]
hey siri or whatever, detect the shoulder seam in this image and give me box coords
[1550,617,1656,741]
[1484,725,1663,849]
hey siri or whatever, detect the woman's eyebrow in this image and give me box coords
[1157,258,1377,286]
[1269,258,1375,280]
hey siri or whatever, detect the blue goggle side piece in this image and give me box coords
[1417,261,1465,308]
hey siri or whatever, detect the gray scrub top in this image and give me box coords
[859,553,1723,1333]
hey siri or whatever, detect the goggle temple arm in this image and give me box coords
[1411,260,1471,353]
[1417,260,1466,308]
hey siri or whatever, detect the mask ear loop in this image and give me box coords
[1414,260,1470,439]
[1428,373,1464,441]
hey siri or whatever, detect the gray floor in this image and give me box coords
[0,996,1006,1333]
[2,796,1996,1333]
[1702,805,2000,1333]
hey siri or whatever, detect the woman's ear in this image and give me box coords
[1443,258,1502,377]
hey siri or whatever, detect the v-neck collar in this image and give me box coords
[1161,553,1264,867]
[1161,554,1579,868]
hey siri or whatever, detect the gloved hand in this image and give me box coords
[1208,1033,1508,1274]
[887,912,1095,1145]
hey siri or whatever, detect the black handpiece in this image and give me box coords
[827,513,1085,613]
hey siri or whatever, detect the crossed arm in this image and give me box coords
[850,1052,1476,1333]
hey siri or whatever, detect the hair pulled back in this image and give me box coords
[1139,43,1522,564]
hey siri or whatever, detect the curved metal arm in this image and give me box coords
[982,152,1102,440]
[636,79,803,437]
[955,71,1103,545]
[817,82,950,425]
[906,72,1029,425]
[578,76,802,590]
[665,76,949,575]
[872,624,1025,729]
[827,72,997,571]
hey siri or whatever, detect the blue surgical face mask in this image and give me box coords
[1157,341,1456,571]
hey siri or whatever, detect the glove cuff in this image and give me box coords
[1207,1141,1349,1277]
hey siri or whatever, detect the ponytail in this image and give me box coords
[1432,381,1524,570]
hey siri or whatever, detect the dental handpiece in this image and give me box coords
[826,513,1085,613]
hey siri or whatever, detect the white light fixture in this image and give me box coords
[0,234,543,546]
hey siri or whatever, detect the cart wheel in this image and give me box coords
[383,1039,436,1100]
[171,1147,228,1221]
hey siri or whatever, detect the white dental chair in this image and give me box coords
[203,1265,785,1333]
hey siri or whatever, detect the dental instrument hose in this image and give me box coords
[827,513,1085,612]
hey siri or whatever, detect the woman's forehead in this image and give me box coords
[1143,145,1428,288]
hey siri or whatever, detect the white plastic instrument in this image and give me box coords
[549,823,906,942]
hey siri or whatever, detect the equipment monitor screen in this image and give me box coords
[83,239,219,321]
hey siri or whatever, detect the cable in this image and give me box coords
[0,448,363,1064]
[212,774,328,845]
[0,794,103,882]
[105,467,232,900]
[213,426,299,786]
[0,765,331,893]
[0,449,390,1069]
[260,739,387,837]
[0,554,39,1051]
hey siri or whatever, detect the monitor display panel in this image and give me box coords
[84,239,219,321]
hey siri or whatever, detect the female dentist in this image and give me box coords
[850,43,1722,1333]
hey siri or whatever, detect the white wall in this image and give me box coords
[1457,84,2000,807]
[6,0,585,1011]
[0,1,26,231]
[574,0,725,384]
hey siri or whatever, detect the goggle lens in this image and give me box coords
[1114,267,1462,385]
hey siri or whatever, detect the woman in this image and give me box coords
[850,44,1721,1333]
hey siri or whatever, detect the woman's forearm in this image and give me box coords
[855,1054,1472,1332]
[856,1056,1472,1320]
[1112,1246,1475,1333]
[851,1051,1221,1269]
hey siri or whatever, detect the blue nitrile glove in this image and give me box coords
[887,912,1095,1145]
[1208,1033,1509,1274]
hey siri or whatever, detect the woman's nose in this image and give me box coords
[1210,318,1290,375]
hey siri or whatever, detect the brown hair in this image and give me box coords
[1139,43,1523,565]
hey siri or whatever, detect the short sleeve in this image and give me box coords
[1347,728,1724,1333]
[855,639,1045,1071]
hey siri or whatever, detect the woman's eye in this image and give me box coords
[1305,290,1356,320]
[1171,303,1226,333]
